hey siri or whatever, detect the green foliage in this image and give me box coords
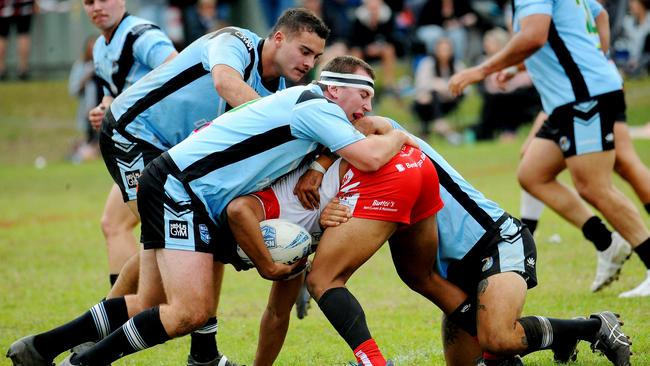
[1,80,649,365]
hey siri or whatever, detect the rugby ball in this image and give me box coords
[236,219,312,266]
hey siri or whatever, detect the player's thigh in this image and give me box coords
[103,184,140,228]
[518,137,565,185]
[156,249,216,312]
[268,275,304,316]
[442,314,482,366]
[388,215,438,282]
[476,272,527,340]
[565,150,616,191]
[309,218,397,293]
[127,248,165,316]
[613,122,645,172]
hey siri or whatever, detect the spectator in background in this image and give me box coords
[0,0,35,80]
[348,0,398,94]
[414,0,477,61]
[472,28,540,141]
[68,35,102,162]
[260,0,296,29]
[617,0,650,75]
[412,37,463,143]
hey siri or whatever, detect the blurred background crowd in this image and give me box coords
[1,0,649,159]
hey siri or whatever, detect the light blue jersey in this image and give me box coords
[163,84,365,223]
[107,27,286,151]
[93,14,175,98]
[389,120,507,278]
[513,0,622,113]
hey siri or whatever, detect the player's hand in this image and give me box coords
[402,130,420,149]
[294,169,324,210]
[495,68,517,90]
[448,66,486,97]
[89,104,107,131]
[320,198,351,228]
[258,257,308,281]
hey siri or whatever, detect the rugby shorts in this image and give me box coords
[0,15,32,36]
[100,110,164,202]
[337,146,444,225]
[446,215,538,295]
[536,90,626,157]
[137,153,215,254]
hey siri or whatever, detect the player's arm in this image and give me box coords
[449,13,551,96]
[335,129,417,172]
[89,95,114,131]
[211,64,261,107]
[595,8,610,55]
[226,196,305,280]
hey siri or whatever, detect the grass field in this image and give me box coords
[1,79,649,366]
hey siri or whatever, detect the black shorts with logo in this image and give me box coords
[445,215,538,296]
[99,110,164,202]
[535,90,626,158]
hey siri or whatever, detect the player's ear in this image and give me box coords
[272,30,285,46]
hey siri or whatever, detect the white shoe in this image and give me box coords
[619,270,650,298]
[590,232,632,292]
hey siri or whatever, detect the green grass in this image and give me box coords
[1,79,649,365]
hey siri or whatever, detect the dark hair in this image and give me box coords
[321,55,376,80]
[433,38,456,77]
[269,8,330,40]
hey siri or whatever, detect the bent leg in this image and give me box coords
[254,275,303,366]
[102,184,140,282]
[442,314,482,366]
[613,122,650,205]
[566,150,650,245]
[518,138,594,228]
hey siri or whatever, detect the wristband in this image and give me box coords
[309,161,327,174]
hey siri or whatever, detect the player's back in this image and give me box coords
[109,27,286,150]
[515,0,622,113]
[165,84,364,222]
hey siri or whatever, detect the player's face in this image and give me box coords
[83,0,126,32]
[274,30,325,82]
[332,69,373,121]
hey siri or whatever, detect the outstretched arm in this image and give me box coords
[449,14,551,96]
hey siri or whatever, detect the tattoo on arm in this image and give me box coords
[476,279,489,313]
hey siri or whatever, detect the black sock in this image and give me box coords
[634,238,650,269]
[518,316,601,353]
[521,218,538,235]
[33,297,129,361]
[109,274,119,287]
[190,317,218,362]
[76,306,170,365]
[447,297,477,337]
[317,287,371,350]
[581,216,613,251]
[644,203,650,216]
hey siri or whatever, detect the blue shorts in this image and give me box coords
[536,90,626,158]
[446,215,538,295]
[100,110,163,202]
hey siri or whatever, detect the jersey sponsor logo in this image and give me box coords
[169,220,189,239]
[395,163,405,172]
[199,224,211,244]
[481,257,494,272]
[261,225,277,249]
[234,31,255,51]
[124,170,141,189]
[559,136,571,152]
[341,169,355,187]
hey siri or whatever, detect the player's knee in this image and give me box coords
[225,197,249,221]
[517,168,535,192]
[305,271,328,301]
[478,330,518,355]
[172,305,213,334]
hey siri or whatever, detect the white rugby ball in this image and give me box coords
[236,219,312,266]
